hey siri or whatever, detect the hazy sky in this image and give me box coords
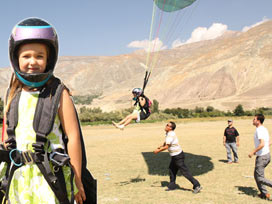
[0,0,271,67]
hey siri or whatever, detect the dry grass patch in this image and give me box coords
[83,119,272,204]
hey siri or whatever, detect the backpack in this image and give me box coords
[142,95,152,114]
[0,77,97,204]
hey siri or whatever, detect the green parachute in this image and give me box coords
[154,0,197,12]
[141,0,198,93]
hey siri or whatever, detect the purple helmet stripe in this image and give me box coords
[13,26,56,41]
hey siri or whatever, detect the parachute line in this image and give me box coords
[166,0,199,46]
[142,0,198,92]
[148,0,165,68]
[145,1,157,69]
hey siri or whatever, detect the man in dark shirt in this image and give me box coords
[223,119,240,164]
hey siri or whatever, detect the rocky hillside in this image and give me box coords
[1,20,272,112]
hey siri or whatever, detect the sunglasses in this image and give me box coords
[166,124,172,128]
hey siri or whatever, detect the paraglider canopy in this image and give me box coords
[154,0,196,12]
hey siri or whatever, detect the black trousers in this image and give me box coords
[168,151,200,189]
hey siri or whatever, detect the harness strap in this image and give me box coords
[50,150,70,167]
[5,92,20,136]
[4,164,19,201]
[31,78,72,204]
[0,146,11,194]
[4,149,71,204]
[0,145,10,163]
[142,70,151,94]
[38,144,70,204]
[5,92,21,151]
[35,162,70,204]
[33,78,63,137]
[55,163,74,204]
[4,78,74,204]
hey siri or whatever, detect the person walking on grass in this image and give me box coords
[248,114,272,200]
[153,121,202,193]
[223,119,240,164]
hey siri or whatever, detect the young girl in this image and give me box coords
[1,17,86,204]
[112,88,151,130]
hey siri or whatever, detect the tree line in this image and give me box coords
[77,99,272,124]
[0,98,271,125]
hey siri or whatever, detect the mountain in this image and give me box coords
[1,20,272,112]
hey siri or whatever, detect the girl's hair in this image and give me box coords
[5,73,23,114]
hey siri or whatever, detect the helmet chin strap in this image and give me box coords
[15,71,52,88]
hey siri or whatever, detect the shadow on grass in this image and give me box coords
[117,175,146,186]
[218,159,228,163]
[235,186,258,197]
[160,181,191,191]
[142,152,213,176]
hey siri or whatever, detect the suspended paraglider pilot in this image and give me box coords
[112,88,152,130]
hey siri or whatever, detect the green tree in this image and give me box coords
[234,104,245,116]
[225,110,233,117]
[195,106,204,113]
[152,99,159,113]
[80,106,87,114]
[206,106,214,112]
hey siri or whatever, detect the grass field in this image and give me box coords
[83,118,272,204]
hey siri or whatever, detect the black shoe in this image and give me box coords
[167,182,177,190]
[193,185,202,194]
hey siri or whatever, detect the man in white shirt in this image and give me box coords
[248,114,272,200]
[153,121,202,193]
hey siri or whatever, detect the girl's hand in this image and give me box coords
[75,176,86,204]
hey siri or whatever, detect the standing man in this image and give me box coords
[223,119,240,164]
[249,114,271,200]
[153,121,202,193]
